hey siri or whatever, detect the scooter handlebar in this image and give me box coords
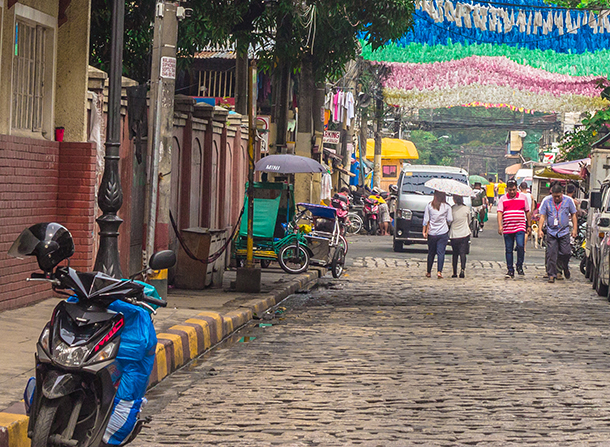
[138,294,168,308]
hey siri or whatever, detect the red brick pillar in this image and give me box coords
[57,142,97,272]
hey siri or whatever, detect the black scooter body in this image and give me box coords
[28,298,125,447]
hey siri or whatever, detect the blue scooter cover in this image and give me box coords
[103,282,160,445]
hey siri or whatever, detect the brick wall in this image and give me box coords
[0,136,97,311]
[57,142,97,273]
[0,136,60,311]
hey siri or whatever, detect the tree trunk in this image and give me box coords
[298,54,313,135]
[235,40,248,115]
[274,61,290,152]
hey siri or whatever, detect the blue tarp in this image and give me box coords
[297,203,337,220]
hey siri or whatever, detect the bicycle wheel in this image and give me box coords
[278,244,310,274]
[331,247,345,278]
[338,234,348,256]
[346,213,363,234]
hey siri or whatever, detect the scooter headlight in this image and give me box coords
[52,339,88,368]
[88,340,119,365]
[39,325,51,354]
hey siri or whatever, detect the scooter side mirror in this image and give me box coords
[580,200,589,211]
[591,191,602,209]
[148,250,176,271]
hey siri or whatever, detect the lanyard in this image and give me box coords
[552,198,563,222]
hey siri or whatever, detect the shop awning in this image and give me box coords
[365,138,418,160]
[505,163,522,176]
[551,158,590,177]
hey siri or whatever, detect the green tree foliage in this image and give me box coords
[408,130,456,166]
[89,0,414,84]
[558,82,610,160]
[546,0,609,8]
[559,110,610,160]
[90,0,155,83]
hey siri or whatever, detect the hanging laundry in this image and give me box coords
[320,172,332,202]
[333,92,341,123]
[345,91,355,128]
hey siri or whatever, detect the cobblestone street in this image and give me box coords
[133,253,610,446]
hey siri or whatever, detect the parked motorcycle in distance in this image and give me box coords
[363,197,380,235]
[572,218,587,261]
[8,223,176,447]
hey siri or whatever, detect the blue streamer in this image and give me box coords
[396,0,610,54]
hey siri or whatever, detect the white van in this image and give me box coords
[393,165,470,252]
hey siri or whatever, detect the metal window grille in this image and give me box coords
[198,70,235,98]
[12,20,46,132]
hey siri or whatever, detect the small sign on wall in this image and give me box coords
[160,57,176,79]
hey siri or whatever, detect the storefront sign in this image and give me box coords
[323,130,341,144]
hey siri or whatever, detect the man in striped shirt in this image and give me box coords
[497,179,532,278]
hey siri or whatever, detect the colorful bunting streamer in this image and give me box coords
[360,0,610,113]
[379,56,605,98]
[361,40,610,77]
[405,0,610,54]
[384,83,610,112]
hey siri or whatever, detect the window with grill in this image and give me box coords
[198,70,235,98]
[12,20,46,132]
[382,165,397,178]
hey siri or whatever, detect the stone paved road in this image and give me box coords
[133,258,610,446]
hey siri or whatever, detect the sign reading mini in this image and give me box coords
[265,165,281,171]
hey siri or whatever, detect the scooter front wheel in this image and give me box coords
[31,397,69,447]
[369,219,378,236]
[278,244,310,274]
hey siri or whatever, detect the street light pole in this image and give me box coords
[94,0,125,278]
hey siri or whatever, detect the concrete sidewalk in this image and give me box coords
[0,266,323,447]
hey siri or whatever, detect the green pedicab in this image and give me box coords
[234,182,309,273]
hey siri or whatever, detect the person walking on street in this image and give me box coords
[370,188,391,236]
[471,182,488,233]
[519,182,534,252]
[486,178,497,207]
[423,190,453,279]
[450,195,471,278]
[497,180,507,198]
[538,183,578,283]
[497,179,531,278]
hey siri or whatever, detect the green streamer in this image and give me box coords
[361,40,610,77]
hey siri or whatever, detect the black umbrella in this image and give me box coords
[254,154,326,174]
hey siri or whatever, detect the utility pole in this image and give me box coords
[235,60,261,292]
[144,0,183,297]
[94,0,125,278]
[373,83,383,189]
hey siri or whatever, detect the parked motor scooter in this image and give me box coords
[331,193,349,232]
[8,222,176,447]
[363,197,380,235]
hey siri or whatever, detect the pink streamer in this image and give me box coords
[379,56,605,98]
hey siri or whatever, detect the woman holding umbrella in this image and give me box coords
[423,190,453,278]
[449,195,471,278]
